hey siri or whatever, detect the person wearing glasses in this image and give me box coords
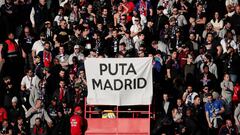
[130,16,143,43]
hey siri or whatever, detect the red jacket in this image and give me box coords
[0,107,7,122]
[233,83,240,103]
[70,114,83,135]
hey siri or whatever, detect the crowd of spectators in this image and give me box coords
[0,0,240,134]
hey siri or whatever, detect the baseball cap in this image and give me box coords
[74,45,80,49]
[12,97,18,103]
[74,106,82,112]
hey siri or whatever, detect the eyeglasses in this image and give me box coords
[135,20,139,22]
[121,18,126,20]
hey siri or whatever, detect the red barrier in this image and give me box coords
[85,118,150,135]
[85,101,151,135]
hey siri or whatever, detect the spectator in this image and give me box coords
[25,99,52,130]
[55,46,69,70]
[0,106,7,124]
[0,119,12,135]
[210,12,224,33]
[70,106,85,135]
[8,97,25,127]
[220,73,234,104]
[30,118,46,135]
[182,85,198,106]
[13,117,27,135]
[218,119,238,135]
[205,93,225,134]
[30,0,48,34]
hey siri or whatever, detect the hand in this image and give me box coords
[0,57,5,62]
[22,52,27,59]
[32,23,35,28]
[208,123,212,128]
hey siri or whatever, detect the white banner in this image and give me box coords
[85,58,153,106]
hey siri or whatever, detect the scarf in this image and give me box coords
[43,50,52,68]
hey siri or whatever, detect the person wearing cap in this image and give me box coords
[154,6,169,39]
[142,18,155,46]
[8,97,25,127]
[72,83,86,107]
[70,106,84,135]
[68,45,85,65]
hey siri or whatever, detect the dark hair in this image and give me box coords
[206,93,212,97]
[203,64,209,69]
[194,95,200,100]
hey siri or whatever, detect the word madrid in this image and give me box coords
[92,63,147,90]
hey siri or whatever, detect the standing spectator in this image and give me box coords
[30,118,46,135]
[205,93,225,134]
[0,0,17,38]
[25,99,52,130]
[8,97,25,127]
[189,3,206,39]
[230,6,240,35]
[210,12,223,33]
[134,0,153,18]
[154,6,168,39]
[152,93,174,135]
[234,103,240,133]
[55,46,69,70]
[3,32,24,80]
[37,42,53,68]
[0,106,7,124]
[30,0,49,35]
[198,65,217,90]
[1,76,16,108]
[120,30,134,51]
[13,117,27,135]
[53,19,71,45]
[130,16,143,43]
[31,33,47,59]
[69,4,81,29]
[182,85,198,106]
[68,45,84,65]
[170,8,188,28]
[221,46,240,84]
[54,7,69,26]
[70,106,85,135]
[0,119,12,135]
[166,51,180,81]
[218,119,238,135]
[200,54,218,79]
[220,73,234,104]
[18,26,36,70]
[53,80,71,104]
[220,31,237,54]
[184,54,196,84]
[219,21,236,41]
[0,42,4,75]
